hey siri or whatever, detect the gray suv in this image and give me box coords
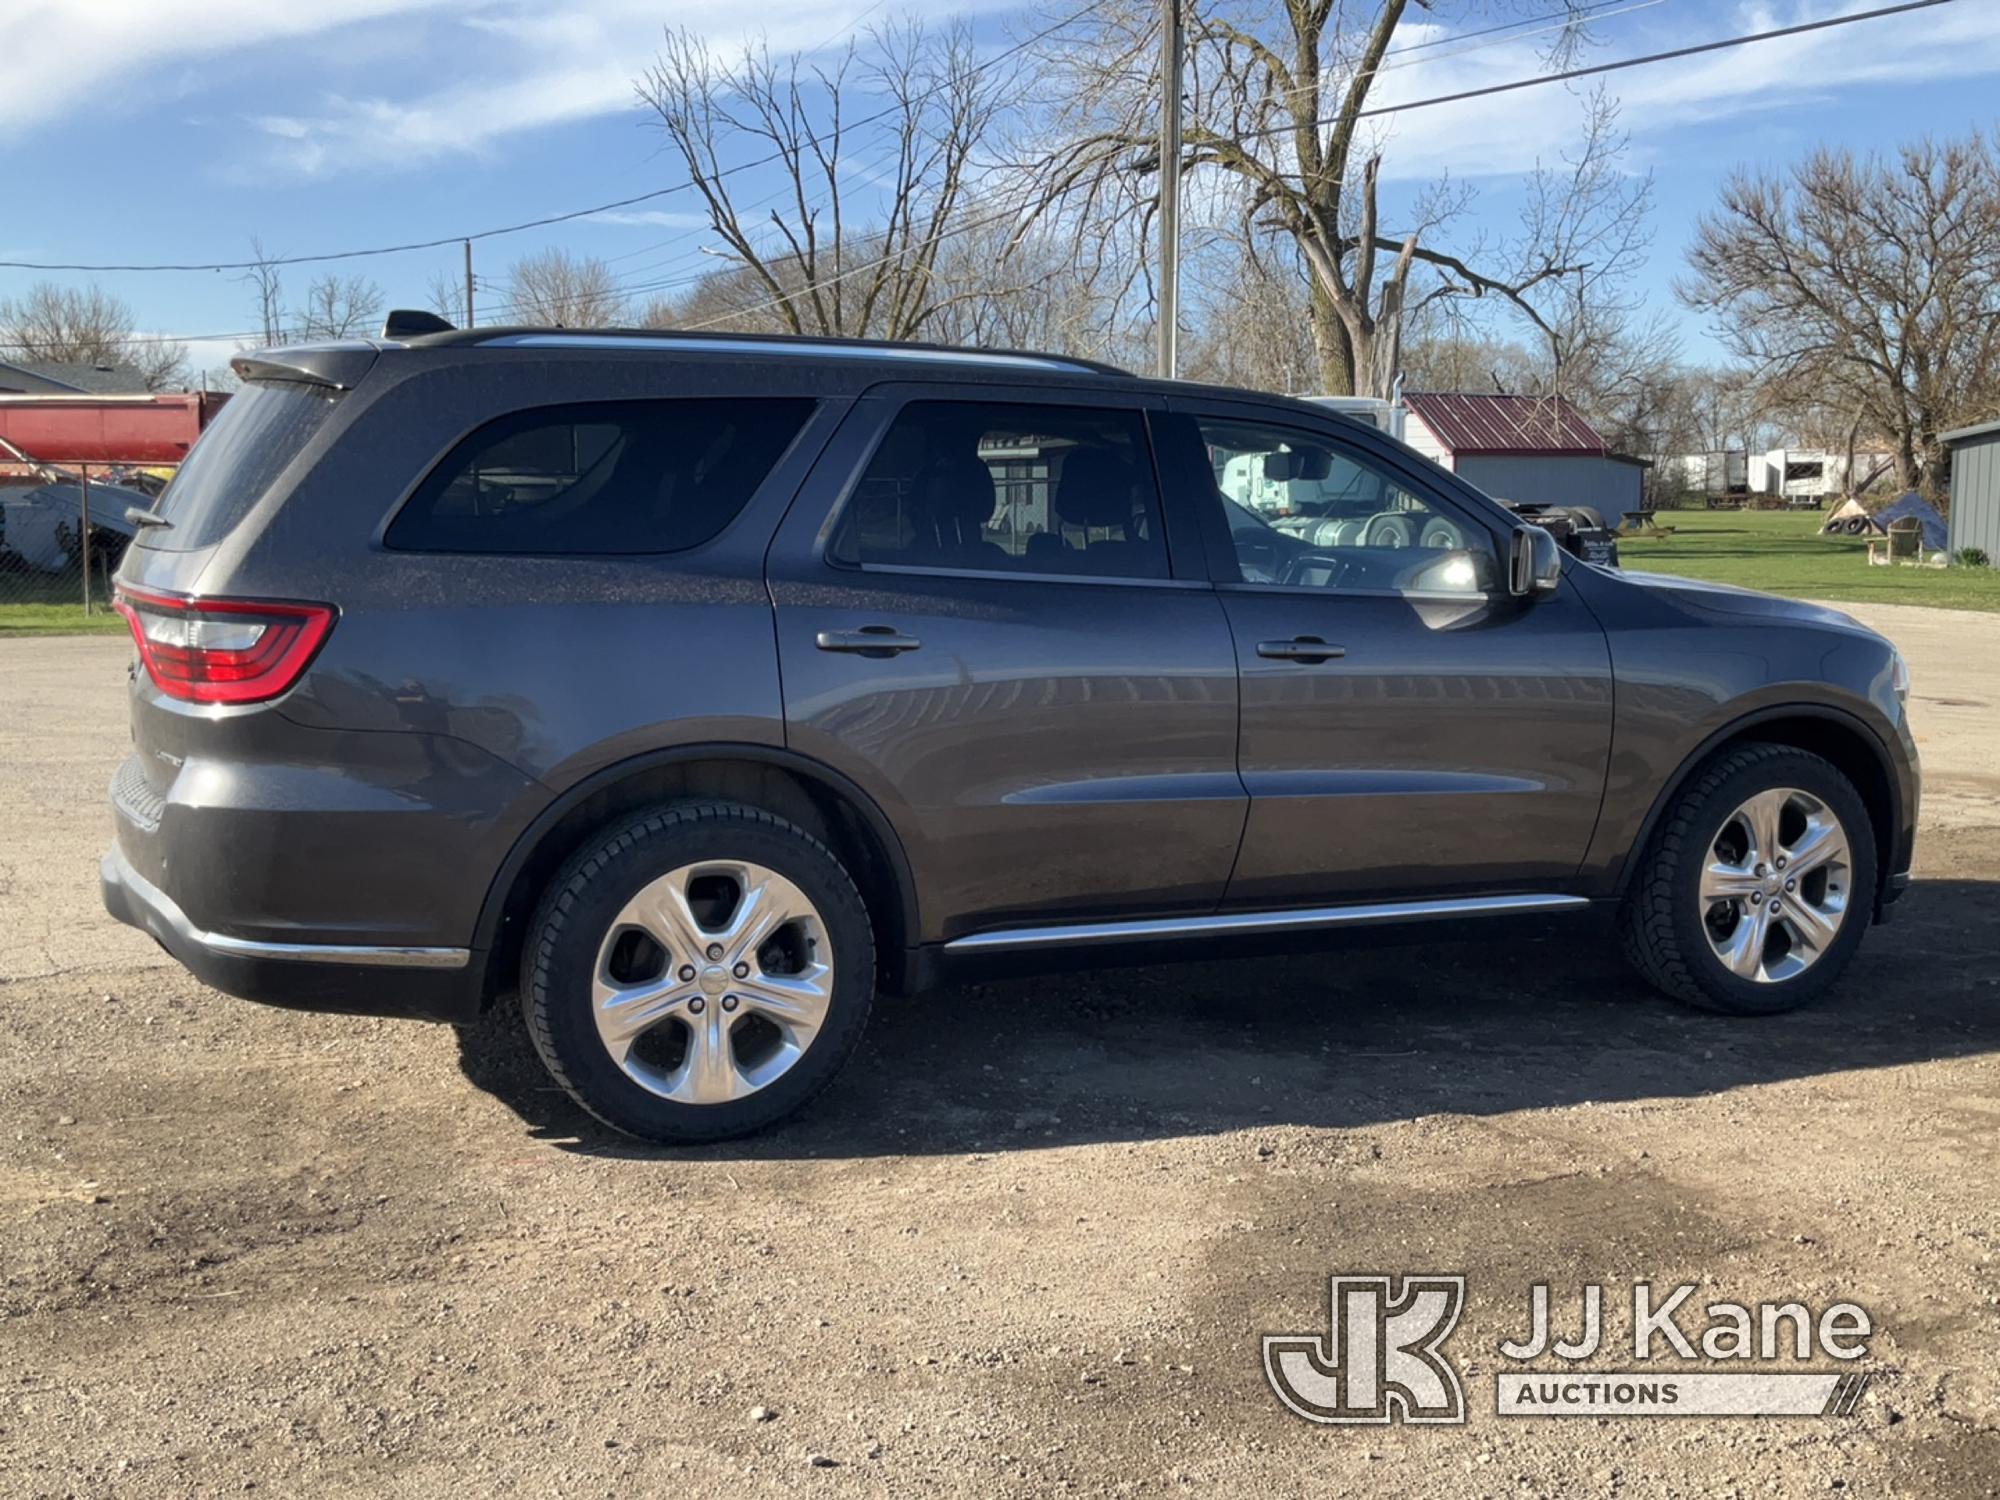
[101,323,1919,1142]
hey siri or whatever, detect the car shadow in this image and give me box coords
[454,876,2000,1161]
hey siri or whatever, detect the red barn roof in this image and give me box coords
[1403,391,1609,457]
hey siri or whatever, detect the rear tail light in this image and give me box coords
[113,585,335,705]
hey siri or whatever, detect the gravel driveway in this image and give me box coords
[2,601,1996,1497]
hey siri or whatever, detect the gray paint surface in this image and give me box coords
[1948,429,2000,560]
[1453,453,1643,517]
[99,334,1918,1024]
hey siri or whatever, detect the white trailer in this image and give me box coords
[1752,448,1836,506]
[1294,395,1405,442]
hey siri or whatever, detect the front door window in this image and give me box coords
[1198,418,1499,597]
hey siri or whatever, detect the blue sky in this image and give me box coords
[3,0,1999,376]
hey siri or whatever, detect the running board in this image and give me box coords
[943,893,1592,953]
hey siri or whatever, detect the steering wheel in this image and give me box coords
[1276,550,1352,588]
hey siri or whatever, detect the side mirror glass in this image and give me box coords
[1509,525,1563,597]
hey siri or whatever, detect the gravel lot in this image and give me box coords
[2,601,1997,1498]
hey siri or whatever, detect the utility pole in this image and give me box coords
[1156,0,1183,381]
[463,239,476,328]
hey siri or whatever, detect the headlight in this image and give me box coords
[1891,649,1911,703]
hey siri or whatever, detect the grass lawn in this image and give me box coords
[4,507,1995,632]
[0,603,127,637]
[1615,507,2000,615]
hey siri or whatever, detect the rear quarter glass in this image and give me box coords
[139,380,342,552]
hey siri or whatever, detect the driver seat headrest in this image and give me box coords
[1054,447,1139,531]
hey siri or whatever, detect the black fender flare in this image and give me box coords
[1611,702,1906,904]
[470,742,921,960]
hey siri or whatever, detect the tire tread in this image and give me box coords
[1620,742,1871,1015]
[519,799,874,1141]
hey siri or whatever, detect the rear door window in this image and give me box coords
[386,398,814,555]
[144,381,339,551]
[828,400,1168,579]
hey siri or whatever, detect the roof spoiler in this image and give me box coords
[231,345,379,392]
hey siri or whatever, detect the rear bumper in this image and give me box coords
[100,844,481,1023]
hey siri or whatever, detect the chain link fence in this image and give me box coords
[0,461,172,631]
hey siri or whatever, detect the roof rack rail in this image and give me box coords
[406,324,1132,378]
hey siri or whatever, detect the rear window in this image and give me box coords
[385,398,814,555]
[146,381,339,550]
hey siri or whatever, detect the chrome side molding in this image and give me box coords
[943,893,1592,953]
[104,849,470,970]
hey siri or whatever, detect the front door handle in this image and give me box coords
[815,626,923,657]
[1256,636,1346,663]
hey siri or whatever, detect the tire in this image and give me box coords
[521,800,876,1142]
[1620,744,1876,1016]
[1364,512,1416,548]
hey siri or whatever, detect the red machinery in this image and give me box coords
[0,391,229,466]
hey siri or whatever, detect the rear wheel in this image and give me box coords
[522,801,875,1142]
[1621,744,1875,1015]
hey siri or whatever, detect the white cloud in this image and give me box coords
[240,0,1003,177]
[586,210,714,228]
[2,0,1009,180]
[0,0,454,132]
[1361,0,2000,182]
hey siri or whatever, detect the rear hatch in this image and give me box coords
[111,357,364,876]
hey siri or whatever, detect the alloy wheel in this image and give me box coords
[590,861,833,1104]
[1698,787,1852,985]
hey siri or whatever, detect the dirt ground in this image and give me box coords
[2,601,1997,1498]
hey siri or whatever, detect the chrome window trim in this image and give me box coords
[480,334,1089,372]
[840,560,1209,591]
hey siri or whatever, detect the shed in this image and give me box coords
[1942,418,2000,560]
[0,359,154,396]
[1400,391,1646,517]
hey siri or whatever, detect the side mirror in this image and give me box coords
[1508,525,1563,597]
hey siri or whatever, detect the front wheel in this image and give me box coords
[521,801,876,1142]
[1621,744,1876,1015]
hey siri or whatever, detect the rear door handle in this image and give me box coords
[1256,636,1346,663]
[815,626,923,657]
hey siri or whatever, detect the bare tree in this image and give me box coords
[294,273,385,340]
[503,248,626,327]
[1681,131,2000,500]
[921,216,1131,359]
[240,237,288,346]
[637,20,1001,341]
[1029,1,1648,396]
[0,281,187,390]
[425,269,465,323]
[1180,238,1319,393]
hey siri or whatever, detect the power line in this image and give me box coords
[0,0,1112,278]
[671,0,1965,331]
[1381,0,1659,57]
[1255,0,1675,144]
[1259,0,1961,143]
[116,0,1958,344]
[474,0,1678,321]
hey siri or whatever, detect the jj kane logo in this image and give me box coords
[1265,1277,1876,1425]
[1262,1275,1467,1424]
